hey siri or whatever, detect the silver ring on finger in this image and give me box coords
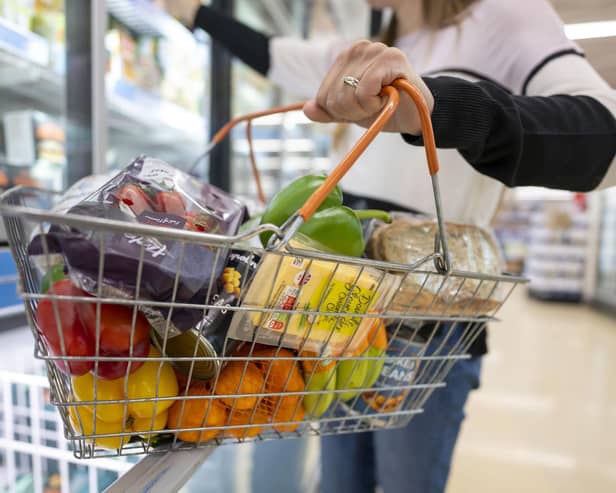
[342,75,360,88]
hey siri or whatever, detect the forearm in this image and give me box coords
[404,76,616,191]
[193,5,270,75]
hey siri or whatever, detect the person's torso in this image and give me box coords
[332,0,574,225]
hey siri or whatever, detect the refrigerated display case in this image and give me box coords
[104,0,209,171]
[594,188,616,313]
[0,0,210,318]
[0,1,213,490]
[0,1,68,327]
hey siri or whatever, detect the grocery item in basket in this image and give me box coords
[340,324,426,427]
[227,235,393,356]
[77,296,152,380]
[222,347,305,437]
[36,279,95,376]
[259,174,391,257]
[197,250,259,348]
[28,157,246,337]
[301,352,337,418]
[336,319,388,401]
[214,361,264,411]
[167,382,228,443]
[36,278,152,379]
[153,326,237,382]
[259,174,343,247]
[69,347,178,449]
[366,215,504,315]
[252,347,305,433]
[124,347,179,418]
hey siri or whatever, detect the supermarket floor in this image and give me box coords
[447,289,616,493]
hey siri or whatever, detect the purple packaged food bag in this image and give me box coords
[29,156,246,337]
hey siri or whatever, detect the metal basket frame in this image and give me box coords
[0,80,526,459]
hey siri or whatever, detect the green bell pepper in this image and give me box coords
[259,175,391,257]
[259,175,343,247]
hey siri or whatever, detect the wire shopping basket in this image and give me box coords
[0,80,526,459]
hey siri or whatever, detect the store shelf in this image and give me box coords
[0,17,49,66]
[107,0,195,47]
[0,17,206,153]
[0,305,24,318]
[107,77,206,149]
[0,21,62,115]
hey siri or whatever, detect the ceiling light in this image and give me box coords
[565,20,616,40]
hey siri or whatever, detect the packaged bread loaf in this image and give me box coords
[366,215,505,316]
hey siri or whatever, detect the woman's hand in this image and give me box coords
[303,41,434,135]
[164,0,202,27]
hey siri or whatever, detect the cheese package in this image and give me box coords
[227,237,393,356]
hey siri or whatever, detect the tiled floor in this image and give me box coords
[447,289,616,493]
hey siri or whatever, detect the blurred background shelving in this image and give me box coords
[0,1,615,491]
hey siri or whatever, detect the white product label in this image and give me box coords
[138,159,176,186]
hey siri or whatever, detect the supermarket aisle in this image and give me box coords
[448,290,616,493]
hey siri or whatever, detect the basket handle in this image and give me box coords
[298,79,439,221]
[200,79,450,272]
[188,102,306,204]
[280,78,451,273]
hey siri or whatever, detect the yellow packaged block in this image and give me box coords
[228,241,390,356]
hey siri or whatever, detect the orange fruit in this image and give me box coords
[225,408,270,439]
[269,396,305,433]
[214,361,264,411]
[167,382,228,443]
[253,348,305,394]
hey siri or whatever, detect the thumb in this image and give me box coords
[303,100,335,123]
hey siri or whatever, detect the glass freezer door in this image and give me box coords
[0,2,67,196]
[0,1,68,320]
[103,0,209,176]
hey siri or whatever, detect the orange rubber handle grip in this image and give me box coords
[298,78,439,221]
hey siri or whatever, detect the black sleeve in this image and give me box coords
[193,5,271,76]
[403,76,616,192]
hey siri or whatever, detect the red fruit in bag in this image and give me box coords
[155,191,185,215]
[77,302,151,380]
[117,184,152,216]
[36,279,94,376]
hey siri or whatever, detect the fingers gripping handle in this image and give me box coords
[298,79,440,222]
